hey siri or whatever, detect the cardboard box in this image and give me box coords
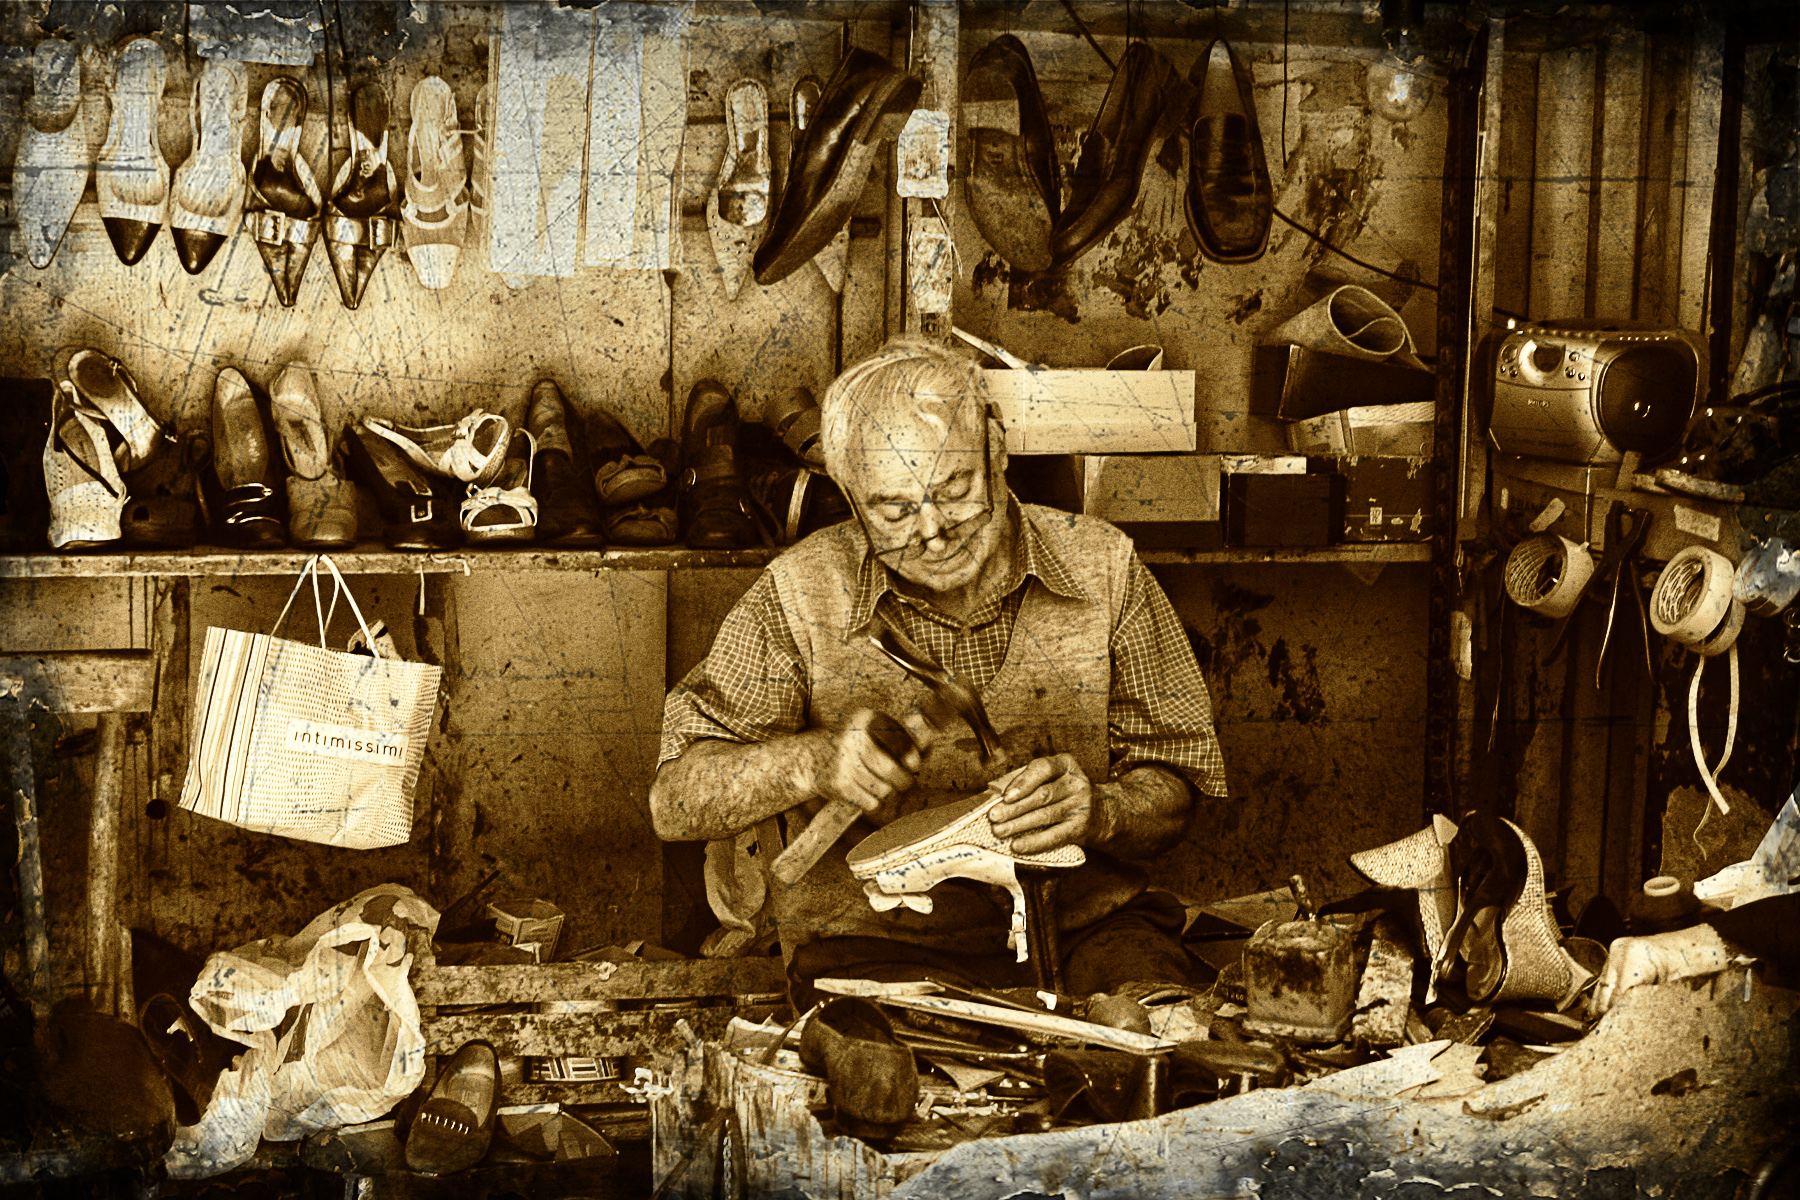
[1288,412,1435,459]
[1339,456,1434,542]
[1082,454,1223,550]
[487,898,565,958]
[1225,473,1344,547]
[983,369,1196,455]
[1251,343,1435,420]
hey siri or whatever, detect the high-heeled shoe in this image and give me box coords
[344,421,462,552]
[211,367,286,549]
[44,380,127,550]
[95,36,171,266]
[55,348,166,474]
[401,76,469,290]
[271,362,357,548]
[706,79,770,300]
[13,38,94,270]
[324,82,399,310]
[361,411,511,486]
[1448,815,1593,1009]
[244,76,323,307]
[170,59,247,275]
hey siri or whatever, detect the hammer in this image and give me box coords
[769,616,1005,887]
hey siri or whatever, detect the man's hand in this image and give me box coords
[814,708,923,818]
[987,753,1096,854]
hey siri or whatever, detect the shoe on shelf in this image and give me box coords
[1052,42,1181,268]
[96,36,170,266]
[404,1040,499,1176]
[211,367,286,549]
[361,410,511,485]
[797,998,918,1141]
[740,416,846,545]
[525,380,605,547]
[753,50,921,287]
[121,431,201,549]
[461,431,537,544]
[56,348,166,473]
[272,362,357,548]
[401,76,470,290]
[706,79,771,300]
[679,380,760,550]
[588,406,667,505]
[783,75,849,294]
[13,38,94,270]
[1185,39,1273,264]
[345,420,463,552]
[44,379,127,550]
[324,82,399,310]
[245,76,324,307]
[762,385,826,470]
[963,35,1060,275]
[170,58,248,275]
[603,436,679,546]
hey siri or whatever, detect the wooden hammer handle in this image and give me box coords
[770,716,913,887]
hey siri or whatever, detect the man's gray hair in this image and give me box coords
[819,335,991,484]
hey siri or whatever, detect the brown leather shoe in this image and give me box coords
[798,998,918,1140]
[680,381,759,549]
[1185,40,1273,264]
[1051,43,1181,268]
[526,380,605,547]
[963,35,1059,274]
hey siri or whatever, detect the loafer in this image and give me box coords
[797,998,918,1140]
[587,406,666,505]
[405,1040,499,1176]
[679,380,759,549]
[603,437,679,546]
[170,59,248,274]
[96,36,170,266]
[1052,43,1180,268]
[962,35,1059,274]
[13,38,94,270]
[245,76,323,307]
[1185,39,1273,264]
[753,49,921,287]
[324,82,399,310]
[525,380,605,547]
[272,362,357,548]
[345,420,463,551]
[211,367,287,549]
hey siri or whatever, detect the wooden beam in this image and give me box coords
[86,714,126,1017]
[1677,25,1725,335]
[0,652,153,714]
[1593,31,1647,320]
[414,957,788,1006]
[4,713,50,1021]
[1529,46,1596,321]
[904,0,957,338]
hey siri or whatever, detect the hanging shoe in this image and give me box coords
[401,76,470,290]
[169,59,248,275]
[96,36,171,266]
[324,82,399,310]
[525,380,605,547]
[784,74,850,293]
[762,386,826,470]
[272,362,357,548]
[680,381,760,549]
[753,50,921,288]
[44,380,127,550]
[211,367,286,549]
[13,38,94,270]
[603,437,679,546]
[706,79,771,300]
[461,432,537,545]
[588,406,667,505]
[962,35,1060,275]
[361,410,512,486]
[344,421,462,552]
[1185,40,1272,264]
[1052,43,1180,268]
[244,76,324,307]
[56,348,165,473]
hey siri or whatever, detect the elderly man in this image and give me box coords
[651,336,1228,1000]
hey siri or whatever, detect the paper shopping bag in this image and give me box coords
[178,557,441,849]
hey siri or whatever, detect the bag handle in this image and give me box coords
[273,555,379,651]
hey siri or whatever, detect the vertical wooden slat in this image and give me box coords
[1593,31,1646,320]
[142,578,189,934]
[1529,46,1597,320]
[1677,25,1725,335]
[86,713,126,1015]
[904,0,957,338]
[5,711,50,1021]
[424,573,468,911]
[1491,51,1539,318]
[1636,35,1689,328]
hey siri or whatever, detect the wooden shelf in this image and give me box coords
[0,542,1430,578]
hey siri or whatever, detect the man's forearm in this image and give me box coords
[1087,764,1196,859]
[650,733,829,842]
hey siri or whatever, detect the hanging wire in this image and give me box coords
[1060,0,1115,70]
[1272,207,1439,291]
[1281,0,1290,164]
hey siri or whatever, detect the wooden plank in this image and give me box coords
[1528,46,1596,320]
[1636,35,1689,328]
[4,713,50,1020]
[0,652,154,713]
[422,1006,751,1058]
[85,714,126,1017]
[1461,18,1506,535]
[148,579,190,816]
[1676,26,1725,333]
[1491,48,1539,319]
[905,0,957,337]
[1593,31,1647,320]
[415,957,788,1005]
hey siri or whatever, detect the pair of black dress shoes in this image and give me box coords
[965,36,1272,273]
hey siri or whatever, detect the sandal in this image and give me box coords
[44,380,127,549]
[324,82,399,310]
[344,422,463,551]
[56,348,166,473]
[603,437,679,546]
[706,79,771,300]
[14,38,94,270]
[361,410,511,486]
[272,362,357,548]
[749,464,850,545]
[401,76,469,289]
[679,380,760,550]
[244,76,324,307]
[95,36,170,266]
[461,431,537,544]
[588,406,666,505]
[211,367,286,549]
[169,58,247,275]
[762,386,826,469]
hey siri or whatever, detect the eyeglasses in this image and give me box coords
[849,422,998,569]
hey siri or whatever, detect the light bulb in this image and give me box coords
[1366,28,1435,123]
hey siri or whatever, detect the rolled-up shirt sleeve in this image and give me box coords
[659,570,810,766]
[1107,558,1229,798]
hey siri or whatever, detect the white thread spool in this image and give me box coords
[1504,533,1594,618]
[1651,546,1737,648]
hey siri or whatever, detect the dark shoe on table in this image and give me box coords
[1052,42,1180,268]
[405,1040,499,1175]
[1185,39,1272,264]
[680,380,759,549]
[588,405,667,505]
[963,35,1060,274]
[603,436,679,546]
[797,998,918,1141]
[526,380,606,547]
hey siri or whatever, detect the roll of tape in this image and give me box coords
[1651,546,1736,646]
[1504,533,1594,618]
[1695,598,1745,657]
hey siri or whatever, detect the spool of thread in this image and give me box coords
[1636,875,1699,927]
[1652,546,1738,649]
[1504,533,1595,618]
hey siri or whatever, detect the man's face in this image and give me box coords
[843,385,1006,598]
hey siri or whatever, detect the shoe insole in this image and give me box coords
[272,391,327,480]
[175,66,240,219]
[108,42,167,207]
[214,390,270,490]
[28,40,80,132]
[1465,905,1505,1000]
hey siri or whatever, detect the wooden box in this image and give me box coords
[1081,454,1223,550]
[983,369,1197,455]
